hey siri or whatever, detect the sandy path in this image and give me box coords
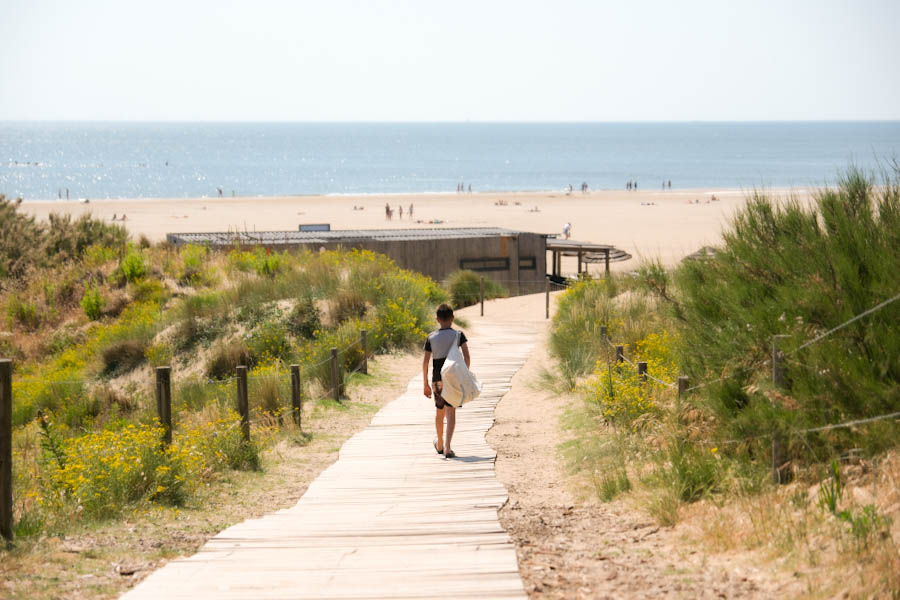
[461,293,800,599]
[19,187,813,269]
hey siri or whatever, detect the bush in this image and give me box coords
[6,294,40,329]
[45,213,128,263]
[173,293,224,350]
[120,248,146,283]
[206,339,251,380]
[285,296,321,339]
[673,167,900,458]
[45,422,188,519]
[249,363,290,415]
[446,270,507,308]
[330,287,368,324]
[145,342,173,367]
[81,286,104,320]
[248,321,290,364]
[0,196,44,283]
[178,244,208,286]
[253,248,283,277]
[101,339,148,375]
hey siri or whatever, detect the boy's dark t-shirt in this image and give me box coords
[423,327,467,382]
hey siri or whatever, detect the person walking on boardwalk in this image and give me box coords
[423,303,470,459]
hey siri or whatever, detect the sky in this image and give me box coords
[1,0,898,121]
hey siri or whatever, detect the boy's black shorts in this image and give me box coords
[433,381,448,409]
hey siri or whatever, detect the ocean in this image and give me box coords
[2,121,899,201]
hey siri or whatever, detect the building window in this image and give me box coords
[459,257,510,271]
[519,256,536,270]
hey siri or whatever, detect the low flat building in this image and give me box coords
[167,227,549,287]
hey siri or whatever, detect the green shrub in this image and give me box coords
[120,248,147,283]
[81,286,104,320]
[253,248,283,277]
[249,363,291,415]
[83,244,117,269]
[6,294,40,329]
[0,196,44,283]
[178,244,208,286]
[45,213,128,263]
[46,422,188,519]
[285,296,321,339]
[248,321,290,363]
[145,342,173,367]
[446,270,507,308]
[206,339,251,380]
[173,293,224,350]
[330,287,368,324]
[101,339,148,375]
[673,167,900,459]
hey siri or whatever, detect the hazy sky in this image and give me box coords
[1,0,898,121]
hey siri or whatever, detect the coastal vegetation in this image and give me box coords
[0,198,451,545]
[549,167,900,596]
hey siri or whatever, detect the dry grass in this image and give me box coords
[678,451,900,598]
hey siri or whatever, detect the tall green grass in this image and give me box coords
[445,270,507,308]
[674,167,900,460]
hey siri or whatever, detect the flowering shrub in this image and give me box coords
[584,330,678,426]
[45,422,187,519]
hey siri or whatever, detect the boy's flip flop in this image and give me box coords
[433,439,443,454]
[444,450,456,459]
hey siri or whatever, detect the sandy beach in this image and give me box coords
[19,187,813,274]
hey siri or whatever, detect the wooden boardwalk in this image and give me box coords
[122,322,536,599]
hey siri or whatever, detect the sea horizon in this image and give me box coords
[3,121,899,201]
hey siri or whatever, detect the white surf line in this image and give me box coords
[122,322,536,600]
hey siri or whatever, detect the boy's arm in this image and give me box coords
[422,351,432,398]
[461,343,470,368]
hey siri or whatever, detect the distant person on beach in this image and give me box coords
[423,303,470,459]
[409,203,414,219]
[399,205,404,219]
[385,203,390,220]
[563,222,571,239]
[66,188,69,200]
[217,187,223,198]
[668,179,672,189]
[468,184,472,193]
[626,181,632,191]
[634,181,638,190]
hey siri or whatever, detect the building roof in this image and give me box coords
[167,227,542,246]
[546,238,632,263]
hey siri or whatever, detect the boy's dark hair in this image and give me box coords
[436,303,454,321]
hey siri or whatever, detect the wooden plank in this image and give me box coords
[122,323,536,600]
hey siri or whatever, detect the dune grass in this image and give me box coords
[548,166,900,596]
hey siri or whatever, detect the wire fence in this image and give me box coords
[587,290,900,478]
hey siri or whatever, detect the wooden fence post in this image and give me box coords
[330,348,340,402]
[360,330,368,375]
[615,345,624,365]
[637,361,647,381]
[771,335,788,484]
[236,365,250,442]
[480,276,484,317]
[545,278,550,319]
[600,325,608,339]
[0,359,12,542]
[155,366,172,446]
[290,364,302,429]
[676,376,688,425]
